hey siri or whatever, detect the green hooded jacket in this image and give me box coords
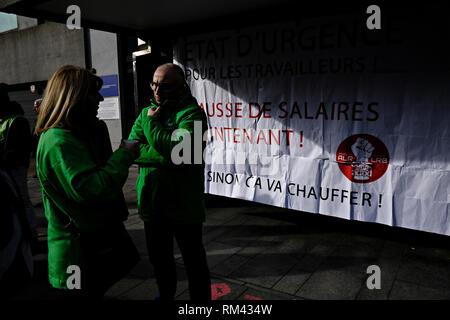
[128,94,208,224]
[36,120,136,289]
[0,114,31,168]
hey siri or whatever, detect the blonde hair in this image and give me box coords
[35,65,102,135]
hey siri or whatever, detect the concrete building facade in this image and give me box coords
[0,14,124,148]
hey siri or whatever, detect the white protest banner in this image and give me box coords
[174,13,450,236]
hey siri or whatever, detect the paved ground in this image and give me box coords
[9,164,450,300]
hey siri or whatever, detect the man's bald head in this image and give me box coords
[155,63,185,86]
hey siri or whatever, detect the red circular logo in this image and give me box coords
[336,134,389,183]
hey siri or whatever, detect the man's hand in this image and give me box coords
[147,106,161,117]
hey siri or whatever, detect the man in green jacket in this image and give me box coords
[0,84,36,243]
[129,63,211,300]
[0,84,34,297]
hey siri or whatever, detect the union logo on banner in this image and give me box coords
[336,134,389,183]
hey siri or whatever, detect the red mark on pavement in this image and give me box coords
[211,283,231,300]
[244,294,262,300]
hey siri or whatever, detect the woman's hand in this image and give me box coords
[120,139,140,155]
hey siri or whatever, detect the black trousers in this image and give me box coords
[144,220,211,300]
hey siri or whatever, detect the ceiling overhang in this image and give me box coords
[0,0,367,38]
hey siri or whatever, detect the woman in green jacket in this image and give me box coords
[35,66,140,299]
